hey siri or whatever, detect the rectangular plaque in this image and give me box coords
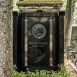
[28,17,50,66]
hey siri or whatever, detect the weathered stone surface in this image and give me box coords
[0,0,13,77]
[75,54,77,59]
[76,62,77,67]
[71,27,77,47]
[17,0,63,4]
[72,58,77,65]
[17,0,63,8]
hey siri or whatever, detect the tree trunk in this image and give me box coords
[0,0,13,77]
[64,0,75,49]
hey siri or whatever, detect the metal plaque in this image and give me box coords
[32,23,46,39]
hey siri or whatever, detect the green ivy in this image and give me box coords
[13,65,70,77]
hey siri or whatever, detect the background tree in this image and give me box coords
[73,4,77,24]
[64,0,77,49]
[0,0,13,77]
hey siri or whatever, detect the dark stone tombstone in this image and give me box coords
[27,13,50,67]
[13,0,65,71]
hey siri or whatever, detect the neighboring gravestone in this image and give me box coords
[76,62,77,67]
[13,0,64,71]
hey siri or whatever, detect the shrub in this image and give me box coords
[13,65,70,77]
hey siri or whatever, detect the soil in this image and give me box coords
[64,53,77,77]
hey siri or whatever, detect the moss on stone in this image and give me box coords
[18,0,63,3]
[17,0,63,6]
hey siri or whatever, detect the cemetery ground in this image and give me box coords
[13,53,77,77]
[64,53,77,77]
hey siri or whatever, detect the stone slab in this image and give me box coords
[17,0,63,8]
[70,62,77,73]
[76,62,77,67]
[75,54,77,59]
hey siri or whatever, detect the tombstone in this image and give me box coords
[75,54,77,59]
[76,62,77,67]
[13,0,65,71]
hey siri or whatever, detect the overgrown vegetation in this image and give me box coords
[13,65,70,77]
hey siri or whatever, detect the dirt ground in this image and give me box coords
[64,54,77,77]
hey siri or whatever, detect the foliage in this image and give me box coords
[61,0,77,24]
[13,65,18,70]
[13,65,70,77]
[13,0,19,11]
[72,0,77,4]
[73,4,77,24]
[72,0,77,24]
[61,0,67,11]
